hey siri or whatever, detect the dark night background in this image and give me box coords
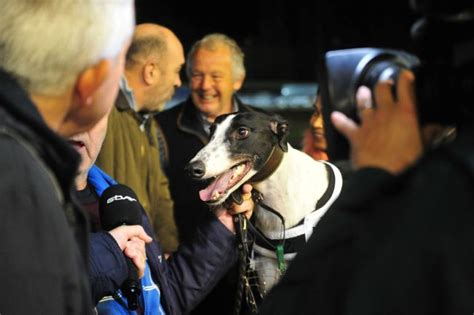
[135,0,418,83]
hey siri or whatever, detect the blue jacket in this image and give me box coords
[88,167,164,315]
[88,166,239,314]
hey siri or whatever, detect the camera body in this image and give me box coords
[319,48,421,161]
[320,37,473,160]
[319,0,474,161]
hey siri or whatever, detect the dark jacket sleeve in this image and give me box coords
[146,211,239,315]
[89,231,128,304]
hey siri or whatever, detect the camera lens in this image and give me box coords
[320,48,420,160]
[323,48,420,116]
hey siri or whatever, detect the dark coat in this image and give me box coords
[258,124,474,315]
[0,69,92,314]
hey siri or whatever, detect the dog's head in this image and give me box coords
[186,111,289,205]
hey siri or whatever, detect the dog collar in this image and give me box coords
[249,145,285,183]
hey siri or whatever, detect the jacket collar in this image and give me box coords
[0,68,80,200]
[115,88,156,146]
[119,76,137,111]
[0,68,46,132]
[115,87,133,112]
[176,97,209,144]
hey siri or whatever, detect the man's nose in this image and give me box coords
[201,75,212,90]
[175,74,182,88]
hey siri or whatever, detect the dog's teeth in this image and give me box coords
[211,191,220,200]
[233,163,245,176]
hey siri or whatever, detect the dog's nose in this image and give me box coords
[186,160,206,179]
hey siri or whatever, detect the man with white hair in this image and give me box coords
[156,33,263,315]
[0,1,138,313]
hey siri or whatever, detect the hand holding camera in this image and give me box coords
[319,0,474,175]
[331,70,423,174]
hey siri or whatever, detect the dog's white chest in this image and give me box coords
[252,147,343,293]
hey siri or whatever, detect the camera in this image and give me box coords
[319,3,474,161]
[319,48,420,160]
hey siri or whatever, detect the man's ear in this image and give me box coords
[143,61,160,85]
[76,60,110,107]
[232,74,245,91]
[269,115,289,152]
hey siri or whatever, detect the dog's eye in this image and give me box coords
[235,127,250,140]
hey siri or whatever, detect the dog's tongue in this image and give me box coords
[199,170,234,202]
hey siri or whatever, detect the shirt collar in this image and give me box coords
[120,76,137,111]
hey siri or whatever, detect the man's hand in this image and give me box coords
[214,184,254,233]
[331,70,423,175]
[123,236,147,278]
[109,225,152,278]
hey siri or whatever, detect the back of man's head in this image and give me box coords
[0,0,135,97]
[186,33,246,82]
[125,23,170,71]
[122,23,184,112]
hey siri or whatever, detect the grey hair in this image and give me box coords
[125,36,167,70]
[0,0,135,96]
[186,33,245,81]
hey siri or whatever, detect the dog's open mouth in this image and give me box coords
[199,160,252,204]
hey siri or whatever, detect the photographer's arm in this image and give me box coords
[331,70,423,175]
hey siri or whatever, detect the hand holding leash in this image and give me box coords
[213,184,254,233]
[230,185,259,315]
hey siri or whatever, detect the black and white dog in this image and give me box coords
[187,111,343,292]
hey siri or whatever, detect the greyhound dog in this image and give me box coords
[186,111,343,293]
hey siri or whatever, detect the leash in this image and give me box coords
[245,143,288,274]
[229,144,288,313]
[233,213,258,315]
[227,190,259,314]
[229,189,287,315]
[249,190,287,273]
[230,189,288,272]
[230,144,288,314]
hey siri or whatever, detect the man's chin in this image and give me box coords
[156,103,166,112]
[197,105,219,118]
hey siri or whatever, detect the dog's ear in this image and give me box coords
[270,116,289,152]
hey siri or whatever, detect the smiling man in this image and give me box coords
[155,33,263,315]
